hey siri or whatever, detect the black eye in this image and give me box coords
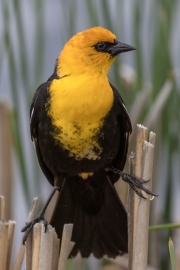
[96,42,106,51]
[97,42,105,49]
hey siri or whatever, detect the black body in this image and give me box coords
[30,74,132,258]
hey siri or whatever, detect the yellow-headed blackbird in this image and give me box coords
[22,27,155,258]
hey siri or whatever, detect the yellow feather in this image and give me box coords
[78,172,94,180]
[47,74,113,159]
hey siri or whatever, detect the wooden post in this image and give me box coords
[128,125,156,270]
[0,102,12,220]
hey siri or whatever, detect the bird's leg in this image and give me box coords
[21,185,60,244]
[107,166,158,199]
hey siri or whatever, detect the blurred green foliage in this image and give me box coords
[169,237,176,270]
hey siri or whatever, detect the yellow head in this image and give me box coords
[57,27,135,76]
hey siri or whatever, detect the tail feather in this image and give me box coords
[50,178,74,232]
[96,213,120,257]
[50,171,128,258]
[94,177,127,257]
[91,220,105,258]
[79,212,95,257]
[102,177,128,250]
[70,205,83,256]
[98,206,125,255]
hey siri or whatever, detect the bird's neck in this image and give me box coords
[56,48,113,77]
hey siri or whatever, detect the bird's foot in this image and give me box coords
[107,166,158,199]
[21,213,48,244]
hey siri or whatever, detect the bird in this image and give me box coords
[22,26,156,258]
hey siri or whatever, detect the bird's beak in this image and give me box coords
[108,39,136,56]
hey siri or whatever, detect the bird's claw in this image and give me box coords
[120,172,158,199]
[21,215,48,244]
[108,166,158,199]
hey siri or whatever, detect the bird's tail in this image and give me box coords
[50,170,128,258]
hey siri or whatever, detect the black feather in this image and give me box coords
[50,172,128,258]
[30,78,131,258]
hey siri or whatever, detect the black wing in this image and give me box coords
[30,82,54,186]
[109,83,132,182]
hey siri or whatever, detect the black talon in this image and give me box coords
[21,214,47,244]
[21,186,60,244]
[108,166,158,198]
[43,220,48,232]
[21,222,31,232]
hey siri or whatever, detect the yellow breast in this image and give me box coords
[47,74,114,159]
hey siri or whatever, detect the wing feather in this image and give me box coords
[30,82,54,186]
[109,83,132,182]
